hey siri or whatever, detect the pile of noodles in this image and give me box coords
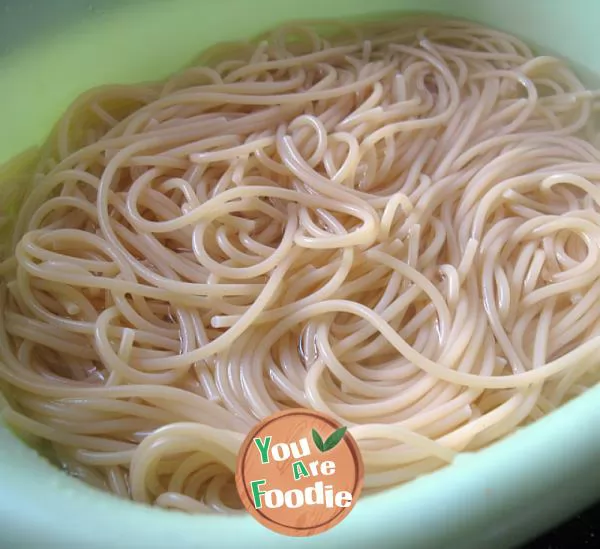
[1,15,600,513]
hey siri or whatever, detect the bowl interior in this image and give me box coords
[1,1,600,548]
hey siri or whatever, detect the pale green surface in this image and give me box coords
[1,1,600,548]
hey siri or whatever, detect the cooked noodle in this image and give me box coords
[1,15,600,513]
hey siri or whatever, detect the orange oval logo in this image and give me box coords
[235,409,363,537]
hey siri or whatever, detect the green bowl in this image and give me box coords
[1,1,600,548]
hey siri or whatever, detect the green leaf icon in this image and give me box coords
[323,426,347,452]
[312,426,347,453]
[312,428,325,452]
